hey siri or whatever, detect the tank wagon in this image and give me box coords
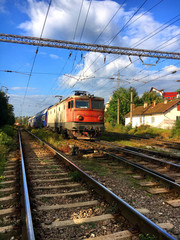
[47,91,104,139]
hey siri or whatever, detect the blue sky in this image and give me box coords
[0,0,180,117]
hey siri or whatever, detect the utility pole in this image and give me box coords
[130,87,133,125]
[117,72,120,124]
[117,98,119,124]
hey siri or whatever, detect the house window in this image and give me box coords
[151,116,155,123]
[68,101,71,109]
[140,117,142,124]
[176,116,180,121]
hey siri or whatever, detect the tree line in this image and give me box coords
[106,87,164,125]
[0,90,15,127]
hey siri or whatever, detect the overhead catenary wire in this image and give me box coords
[66,0,150,95]
[37,0,87,107]
[76,0,164,84]
[87,15,180,83]
[20,0,52,116]
[66,0,127,93]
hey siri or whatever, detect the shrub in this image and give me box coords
[171,118,180,138]
[0,127,16,175]
[1,125,15,137]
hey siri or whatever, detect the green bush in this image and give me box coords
[104,122,173,139]
[1,125,15,137]
[171,118,180,138]
[139,234,156,240]
[0,127,16,175]
[31,128,64,147]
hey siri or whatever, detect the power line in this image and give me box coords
[76,0,164,82]
[20,0,52,116]
[108,0,148,45]
[79,0,92,42]
[93,0,127,44]
[73,0,84,41]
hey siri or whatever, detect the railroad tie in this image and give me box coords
[0,207,17,217]
[84,230,134,240]
[33,183,80,190]
[0,225,14,234]
[38,200,99,211]
[147,188,171,194]
[166,199,180,207]
[35,190,89,198]
[31,177,70,183]
[42,214,114,228]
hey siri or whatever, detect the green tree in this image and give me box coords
[140,91,163,105]
[0,90,15,127]
[106,87,141,125]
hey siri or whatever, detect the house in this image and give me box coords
[105,97,112,112]
[125,99,180,129]
[150,87,179,100]
[149,87,164,97]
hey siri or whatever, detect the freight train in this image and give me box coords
[28,91,104,139]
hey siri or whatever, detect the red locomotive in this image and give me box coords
[47,91,104,139]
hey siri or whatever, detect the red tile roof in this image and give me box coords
[125,99,180,117]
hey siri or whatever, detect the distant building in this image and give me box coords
[149,87,180,100]
[105,97,112,112]
[149,87,164,97]
[125,99,180,129]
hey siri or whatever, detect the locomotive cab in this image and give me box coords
[66,91,104,139]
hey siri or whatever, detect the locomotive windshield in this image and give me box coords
[76,100,89,108]
[91,100,104,109]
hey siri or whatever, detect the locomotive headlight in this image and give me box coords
[77,115,84,120]
[98,116,103,121]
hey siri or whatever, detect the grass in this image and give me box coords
[0,125,16,180]
[82,159,108,176]
[139,234,157,240]
[69,171,82,182]
[31,128,70,153]
[104,122,177,140]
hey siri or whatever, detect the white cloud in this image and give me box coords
[9,87,36,91]
[16,0,180,106]
[49,54,59,59]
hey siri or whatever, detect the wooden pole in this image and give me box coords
[117,72,120,124]
[130,87,133,125]
[117,98,119,124]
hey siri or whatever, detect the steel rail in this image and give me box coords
[116,144,180,162]
[25,129,176,240]
[101,140,180,170]
[18,130,35,240]
[0,33,180,59]
[103,150,180,191]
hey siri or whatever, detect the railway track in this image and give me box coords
[103,132,180,151]
[72,139,180,188]
[100,141,180,183]
[18,129,177,240]
[110,144,180,165]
